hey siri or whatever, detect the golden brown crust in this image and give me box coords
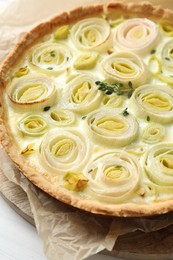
[107,1,173,23]
[1,1,173,217]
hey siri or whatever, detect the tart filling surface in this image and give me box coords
[1,1,173,216]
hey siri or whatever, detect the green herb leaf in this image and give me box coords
[81,115,87,120]
[96,81,134,97]
[47,67,53,70]
[128,81,133,88]
[43,106,51,111]
[147,116,150,122]
[114,165,122,169]
[127,91,133,99]
[88,169,93,173]
[50,50,56,57]
[165,57,170,61]
[105,90,113,95]
[150,49,156,55]
[122,108,129,116]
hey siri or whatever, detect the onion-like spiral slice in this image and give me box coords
[64,73,102,113]
[101,51,149,88]
[70,17,112,52]
[142,123,165,144]
[143,143,173,193]
[85,109,138,147]
[49,108,75,126]
[129,84,173,123]
[7,74,57,111]
[115,18,160,55]
[39,129,90,174]
[28,42,72,74]
[18,113,48,136]
[85,151,140,203]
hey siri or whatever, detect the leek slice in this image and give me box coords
[85,151,140,203]
[8,74,57,111]
[49,108,75,126]
[74,52,98,70]
[64,172,88,191]
[14,66,29,78]
[64,73,102,113]
[54,25,69,40]
[115,18,160,55]
[148,55,162,75]
[159,22,173,37]
[143,143,173,193]
[18,113,48,136]
[21,143,35,155]
[101,51,149,88]
[129,84,173,123]
[85,109,138,147]
[28,42,72,75]
[71,17,112,52]
[141,123,165,144]
[39,129,90,174]
[108,16,124,27]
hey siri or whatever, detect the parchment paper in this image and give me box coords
[1,1,173,260]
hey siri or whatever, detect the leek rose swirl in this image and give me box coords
[39,129,90,174]
[115,18,160,55]
[85,109,138,147]
[7,74,57,111]
[101,51,149,88]
[64,73,102,113]
[141,123,165,144]
[70,18,112,51]
[143,144,173,194]
[18,113,48,136]
[129,84,173,123]
[85,151,140,203]
[28,43,72,75]
[49,108,75,126]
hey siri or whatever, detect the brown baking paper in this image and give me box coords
[1,0,173,259]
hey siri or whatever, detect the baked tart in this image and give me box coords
[1,1,173,217]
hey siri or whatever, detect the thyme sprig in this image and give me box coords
[95,80,134,97]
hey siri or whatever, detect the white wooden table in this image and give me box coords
[0,196,125,260]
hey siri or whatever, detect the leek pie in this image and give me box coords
[1,1,173,217]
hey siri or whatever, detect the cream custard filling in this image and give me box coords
[3,13,173,207]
